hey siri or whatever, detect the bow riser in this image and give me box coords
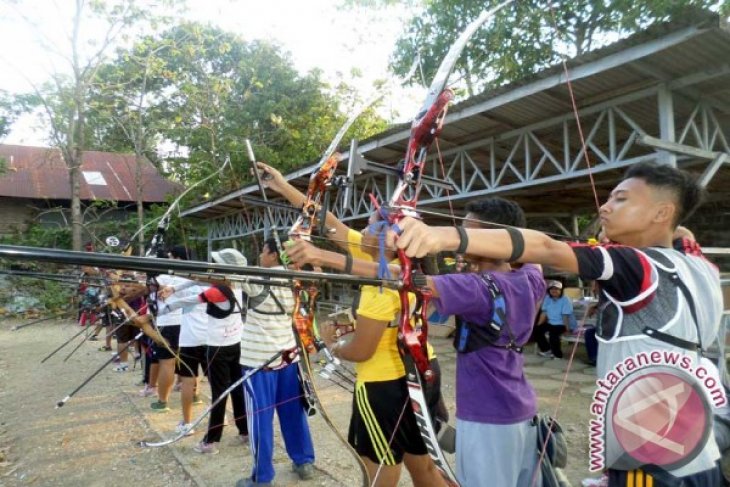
[293,283,319,355]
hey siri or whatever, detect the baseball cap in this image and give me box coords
[547,280,563,290]
[211,248,248,267]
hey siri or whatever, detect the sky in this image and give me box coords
[0,0,424,146]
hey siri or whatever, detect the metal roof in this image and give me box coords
[181,13,730,220]
[0,144,181,203]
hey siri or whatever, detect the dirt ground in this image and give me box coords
[0,317,602,487]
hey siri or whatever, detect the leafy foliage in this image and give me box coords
[0,89,25,140]
[0,223,72,250]
[86,22,387,206]
[362,0,724,97]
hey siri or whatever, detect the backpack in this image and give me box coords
[536,414,572,487]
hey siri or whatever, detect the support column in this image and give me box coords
[206,222,213,262]
[657,85,677,167]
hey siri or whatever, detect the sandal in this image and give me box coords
[98,346,113,351]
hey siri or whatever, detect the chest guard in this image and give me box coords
[199,284,239,319]
[453,274,522,354]
[595,248,702,353]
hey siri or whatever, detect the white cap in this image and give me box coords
[211,248,247,267]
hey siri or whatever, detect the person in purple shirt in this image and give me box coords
[280,196,545,485]
[420,197,546,486]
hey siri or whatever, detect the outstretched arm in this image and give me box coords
[256,162,352,251]
[391,217,579,274]
[285,240,400,277]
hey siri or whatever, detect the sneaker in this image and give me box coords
[150,400,170,412]
[89,335,99,341]
[582,474,609,487]
[292,462,314,480]
[139,385,157,397]
[173,383,182,392]
[112,363,129,372]
[192,394,204,405]
[538,350,554,358]
[193,441,219,454]
[98,345,112,351]
[235,478,272,487]
[236,433,249,445]
[175,422,195,437]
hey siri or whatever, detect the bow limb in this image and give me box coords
[274,92,393,487]
[106,274,167,346]
[525,4,606,483]
[126,158,231,257]
[375,4,515,486]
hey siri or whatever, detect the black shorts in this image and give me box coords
[153,325,180,360]
[99,306,115,327]
[177,345,207,378]
[115,323,137,343]
[348,377,427,465]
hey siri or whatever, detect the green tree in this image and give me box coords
[90,22,386,205]
[349,0,725,97]
[9,0,176,250]
[0,89,24,140]
[86,33,182,254]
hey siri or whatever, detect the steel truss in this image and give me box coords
[206,80,730,242]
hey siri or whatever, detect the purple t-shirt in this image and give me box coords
[432,265,546,424]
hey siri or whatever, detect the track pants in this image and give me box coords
[243,363,315,483]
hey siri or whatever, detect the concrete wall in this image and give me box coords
[0,198,37,235]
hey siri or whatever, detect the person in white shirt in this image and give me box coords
[159,257,249,454]
[148,245,191,412]
[161,277,209,436]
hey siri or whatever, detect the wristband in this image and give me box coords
[343,252,353,274]
[506,227,525,262]
[455,226,469,254]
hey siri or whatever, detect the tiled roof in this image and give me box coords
[0,144,181,203]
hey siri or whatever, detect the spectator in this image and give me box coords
[535,281,574,359]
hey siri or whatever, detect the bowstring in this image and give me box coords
[528,4,605,486]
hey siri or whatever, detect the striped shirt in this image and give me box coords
[239,266,296,368]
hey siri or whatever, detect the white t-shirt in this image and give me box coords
[154,275,186,327]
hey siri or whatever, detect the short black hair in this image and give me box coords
[264,238,282,265]
[465,197,526,228]
[624,162,704,226]
[168,245,191,260]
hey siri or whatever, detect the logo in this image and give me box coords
[608,367,710,470]
[588,351,723,472]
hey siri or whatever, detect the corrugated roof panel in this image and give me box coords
[0,144,181,203]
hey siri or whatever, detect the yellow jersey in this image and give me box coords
[347,229,435,382]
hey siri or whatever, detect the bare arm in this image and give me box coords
[562,314,570,328]
[392,219,580,274]
[323,316,386,363]
[256,162,351,251]
[285,240,400,277]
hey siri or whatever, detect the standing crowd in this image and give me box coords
[82,160,727,487]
